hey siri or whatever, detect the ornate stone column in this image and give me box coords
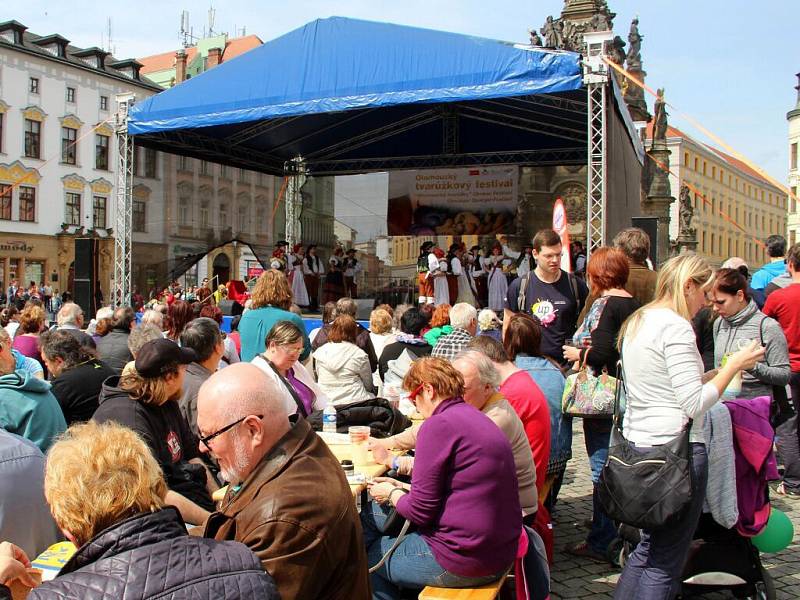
[642,90,675,265]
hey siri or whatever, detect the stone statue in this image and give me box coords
[652,88,668,143]
[679,184,695,237]
[589,11,611,32]
[529,29,542,46]
[541,16,562,48]
[626,17,642,70]
[608,35,626,65]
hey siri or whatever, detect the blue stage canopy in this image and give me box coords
[127,17,601,176]
[129,17,582,135]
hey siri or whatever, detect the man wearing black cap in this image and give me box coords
[94,338,218,525]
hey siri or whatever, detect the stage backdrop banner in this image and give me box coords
[388,166,518,236]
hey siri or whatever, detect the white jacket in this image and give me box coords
[251,355,328,416]
[313,341,375,406]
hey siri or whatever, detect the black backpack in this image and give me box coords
[517,270,584,321]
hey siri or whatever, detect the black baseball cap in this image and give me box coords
[421,241,435,252]
[135,338,197,378]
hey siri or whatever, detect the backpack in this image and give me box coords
[517,271,584,325]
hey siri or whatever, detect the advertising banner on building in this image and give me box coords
[387,166,518,236]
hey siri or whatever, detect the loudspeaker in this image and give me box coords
[74,238,98,315]
[630,217,659,267]
[354,298,375,321]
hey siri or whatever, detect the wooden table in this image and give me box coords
[325,442,387,497]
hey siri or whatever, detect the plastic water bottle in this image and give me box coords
[323,404,337,433]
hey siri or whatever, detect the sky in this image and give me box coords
[3,0,798,184]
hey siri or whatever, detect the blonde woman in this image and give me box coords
[614,253,764,599]
[16,421,278,599]
[239,269,310,362]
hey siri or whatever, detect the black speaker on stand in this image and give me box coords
[74,238,98,316]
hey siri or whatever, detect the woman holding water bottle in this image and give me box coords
[709,268,790,399]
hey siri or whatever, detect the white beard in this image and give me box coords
[218,430,252,484]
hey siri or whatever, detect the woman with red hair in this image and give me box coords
[562,246,640,563]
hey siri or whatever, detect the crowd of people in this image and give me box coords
[0,226,798,600]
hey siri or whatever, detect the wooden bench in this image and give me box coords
[418,571,508,600]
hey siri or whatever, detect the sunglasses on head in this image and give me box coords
[407,382,425,404]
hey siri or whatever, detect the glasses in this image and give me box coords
[407,382,425,405]
[277,343,303,356]
[199,414,263,448]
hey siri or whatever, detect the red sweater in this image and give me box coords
[763,282,800,371]
[500,370,551,489]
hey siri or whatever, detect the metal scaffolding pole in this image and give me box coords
[582,31,613,260]
[284,156,307,247]
[113,94,135,307]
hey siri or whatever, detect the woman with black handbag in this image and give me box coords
[612,254,764,600]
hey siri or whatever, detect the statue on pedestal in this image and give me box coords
[626,17,643,70]
[529,29,542,46]
[652,88,668,143]
[678,184,695,238]
[541,16,562,48]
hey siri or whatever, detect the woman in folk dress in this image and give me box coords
[432,247,450,307]
[485,242,508,312]
[452,245,476,305]
[290,244,310,307]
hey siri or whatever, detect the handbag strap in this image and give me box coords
[260,354,309,418]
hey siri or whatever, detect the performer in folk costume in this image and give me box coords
[515,244,534,279]
[450,243,477,305]
[323,246,346,304]
[271,240,289,272]
[485,241,508,312]
[343,249,363,298]
[463,246,481,305]
[469,245,488,308]
[416,241,435,304]
[445,244,460,305]
[303,244,324,311]
[290,244,310,307]
[431,246,450,306]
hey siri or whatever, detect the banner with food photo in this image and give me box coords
[387,166,518,236]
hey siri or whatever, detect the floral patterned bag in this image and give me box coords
[561,350,617,417]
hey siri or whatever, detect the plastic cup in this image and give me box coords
[349,426,371,464]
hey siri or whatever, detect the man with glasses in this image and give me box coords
[503,229,588,365]
[197,363,371,600]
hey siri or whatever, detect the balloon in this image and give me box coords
[752,508,794,553]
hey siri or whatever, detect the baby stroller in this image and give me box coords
[617,515,775,600]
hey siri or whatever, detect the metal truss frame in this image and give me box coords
[113,95,135,308]
[284,157,307,247]
[586,81,607,256]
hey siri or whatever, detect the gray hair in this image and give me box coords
[454,350,501,387]
[450,303,478,330]
[141,309,164,329]
[127,324,164,357]
[180,318,222,363]
[335,297,357,317]
[57,302,83,327]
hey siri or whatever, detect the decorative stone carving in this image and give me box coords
[528,29,542,46]
[678,184,696,239]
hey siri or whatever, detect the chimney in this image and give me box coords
[175,49,187,84]
[207,46,222,69]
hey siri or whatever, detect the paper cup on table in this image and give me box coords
[349,425,371,465]
[9,568,42,600]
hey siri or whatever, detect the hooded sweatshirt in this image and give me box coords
[313,341,375,405]
[750,260,787,291]
[0,371,66,452]
[713,299,791,399]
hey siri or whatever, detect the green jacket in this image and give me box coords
[0,371,66,452]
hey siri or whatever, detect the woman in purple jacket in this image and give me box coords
[363,357,521,600]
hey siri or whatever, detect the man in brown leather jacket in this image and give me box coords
[197,363,371,600]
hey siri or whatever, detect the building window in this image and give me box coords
[144,148,157,178]
[0,184,11,220]
[238,168,248,183]
[29,77,39,94]
[100,96,108,111]
[200,161,210,176]
[238,205,248,231]
[61,127,77,164]
[24,119,41,158]
[791,187,797,213]
[219,165,228,179]
[66,87,76,103]
[65,192,81,225]
[792,143,798,171]
[93,196,107,229]
[199,202,209,228]
[95,134,109,170]
[19,186,35,222]
[179,197,190,225]
[0,113,4,153]
[219,203,228,228]
[178,155,191,171]
[133,199,146,232]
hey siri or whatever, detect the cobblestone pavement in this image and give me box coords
[549,421,800,599]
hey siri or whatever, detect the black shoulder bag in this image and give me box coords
[758,317,795,429]
[596,354,695,530]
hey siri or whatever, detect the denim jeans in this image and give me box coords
[361,500,503,600]
[614,443,708,600]
[777,372,800,490]
[584,418,617,554]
